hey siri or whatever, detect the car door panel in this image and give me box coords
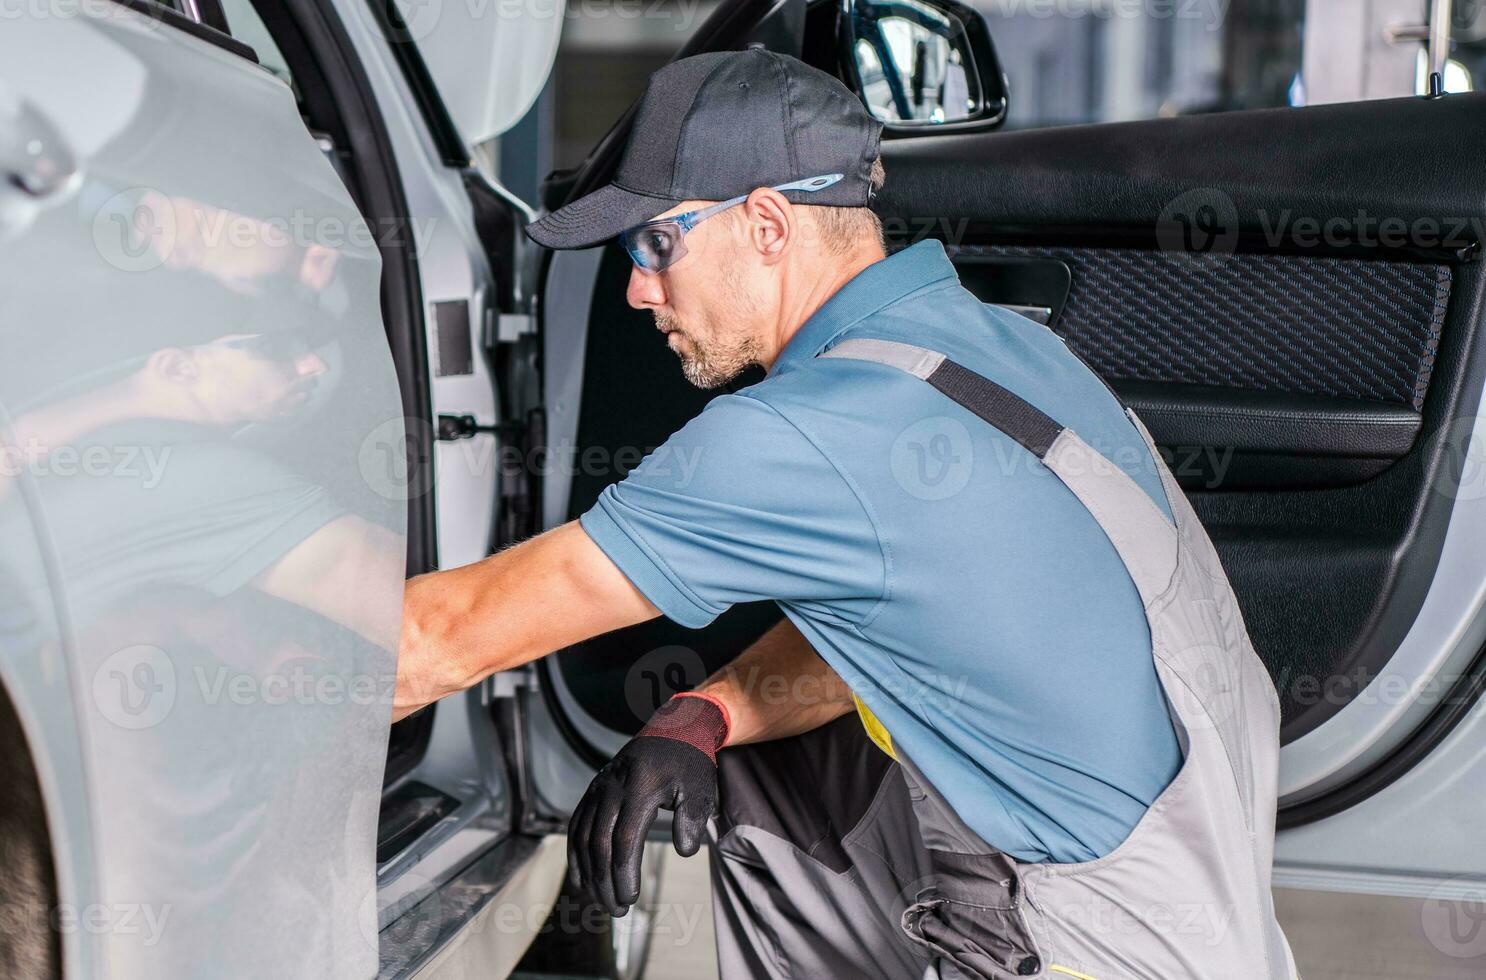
[309,0,577,968]
[0,10,406,976]
[950,245,1442,489]
[1112,383,1423,486]
[872,92,1485,241]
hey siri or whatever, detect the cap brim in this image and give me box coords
[525,183,680,250]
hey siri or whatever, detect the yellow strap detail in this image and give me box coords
[1049,966,1100,980]
[852,692,897,760]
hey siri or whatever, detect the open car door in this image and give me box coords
[0,8,404,976]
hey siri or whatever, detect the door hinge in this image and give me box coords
[435,412,543,546]
[486,665,535,701]
[488,312,534,347]
[435,413,522,442]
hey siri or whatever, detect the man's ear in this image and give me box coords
[741,188,794,266]
[147,348,197,385]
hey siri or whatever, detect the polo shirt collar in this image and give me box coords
[770,239,960,374]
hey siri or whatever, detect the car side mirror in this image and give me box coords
[839,0,1008,134]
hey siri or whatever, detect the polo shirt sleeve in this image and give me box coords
[580,393,886,628]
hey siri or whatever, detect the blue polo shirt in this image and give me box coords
[581,240,1182,863]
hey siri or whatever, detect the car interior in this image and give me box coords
[537,0,1486,831]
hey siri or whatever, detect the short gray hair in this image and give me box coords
[810,156,886,254]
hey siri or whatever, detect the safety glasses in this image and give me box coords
[209,324,337,361]
[619,173,844,274]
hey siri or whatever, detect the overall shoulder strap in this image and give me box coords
[820,338,1178,605]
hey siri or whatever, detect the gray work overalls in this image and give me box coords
[709,340,1298,980]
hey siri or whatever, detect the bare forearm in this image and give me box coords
[255,516,405,647]
[693,618,854,746]
[395,522,658,720]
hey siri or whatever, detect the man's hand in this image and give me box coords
[568,694,728,915]
[394,522,659,721]
[567,621,857,915]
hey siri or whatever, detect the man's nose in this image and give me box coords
[626,264,666,309]
[296,351,329,377]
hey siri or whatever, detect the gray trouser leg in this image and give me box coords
[709,716,935,980]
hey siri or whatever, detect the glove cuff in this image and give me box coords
[638,692,731,763]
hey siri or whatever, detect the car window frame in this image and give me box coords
[104,0,261,63]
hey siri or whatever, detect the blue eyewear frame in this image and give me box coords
[620,173,845,273]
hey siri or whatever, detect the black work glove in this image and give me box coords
[568,693,730,916]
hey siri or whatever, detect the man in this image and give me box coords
[395,49,1297,980]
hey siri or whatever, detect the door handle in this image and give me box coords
[991,302,1054,326]
[1384,0,1455,95]
[0,86,78,199]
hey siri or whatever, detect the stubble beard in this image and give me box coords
[654,293,764,389]
[659,318,760,388]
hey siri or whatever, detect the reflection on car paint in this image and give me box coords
[0,14,407,978]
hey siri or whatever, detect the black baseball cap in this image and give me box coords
[527,49,883,250]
